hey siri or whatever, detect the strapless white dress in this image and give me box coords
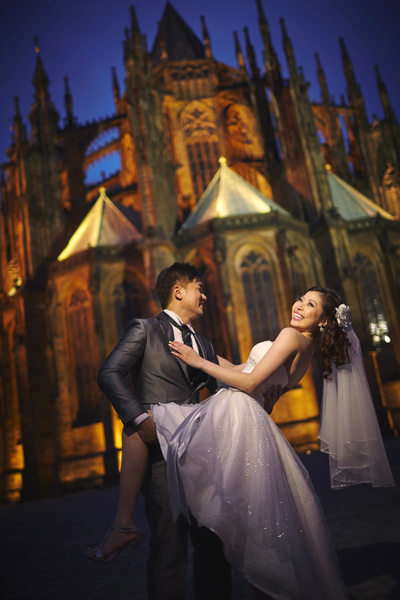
[153,342,348,599]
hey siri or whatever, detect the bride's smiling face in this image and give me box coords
[290,291,326,335]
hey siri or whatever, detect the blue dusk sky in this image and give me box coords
[1,0,399,169]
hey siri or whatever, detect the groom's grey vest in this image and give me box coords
[98,311,218,427]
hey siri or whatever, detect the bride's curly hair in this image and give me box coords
[307,286,351,378]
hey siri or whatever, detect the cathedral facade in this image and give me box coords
[1,1,400,502]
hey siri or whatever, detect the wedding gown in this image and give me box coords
[152,342,348,600]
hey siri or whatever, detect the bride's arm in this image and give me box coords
[170,328,298,394]
[217,355,246,371]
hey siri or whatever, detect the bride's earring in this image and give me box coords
[319,325,324,333]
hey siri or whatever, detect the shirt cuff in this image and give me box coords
[133,412,150,427]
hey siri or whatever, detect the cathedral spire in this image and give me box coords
[314,52,330,106]
[233,31,246,72]
[130,4,144,62]
[13,96,24,145]
[244,27,260,79]
[200,15,213,58]
[111,66,120,107]
[32,37,50,99]
[374,64,397,125]
[255,0,281,87]
[280,18,297,79]
[339,37,368,128]
[63,76,74,127]
[29,39,59,146]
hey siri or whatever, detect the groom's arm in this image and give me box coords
[98,319,149,426]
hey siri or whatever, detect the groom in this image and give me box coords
[98,263,231,599]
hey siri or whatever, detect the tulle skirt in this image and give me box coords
[153,389,348,599]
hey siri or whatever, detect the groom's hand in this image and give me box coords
[137,415,157,445]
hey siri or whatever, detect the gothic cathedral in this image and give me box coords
[1,1,400,502]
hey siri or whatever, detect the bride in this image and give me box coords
[161,287,349,599]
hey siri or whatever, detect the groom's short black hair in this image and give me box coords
[155,262,202,309]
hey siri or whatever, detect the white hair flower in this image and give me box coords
[335,304,351,330]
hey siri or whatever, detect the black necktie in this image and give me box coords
[164,314,205,387]
[164,313,194,346]
[180,324,193,348]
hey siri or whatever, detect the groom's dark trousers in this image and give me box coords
[98,312,231,600]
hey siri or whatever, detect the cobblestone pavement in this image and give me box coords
[1,438,400,600]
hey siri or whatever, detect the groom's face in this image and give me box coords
[178,278,207,321]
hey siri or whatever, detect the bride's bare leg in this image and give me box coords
[86,430,148,559]
[115,429,148,524]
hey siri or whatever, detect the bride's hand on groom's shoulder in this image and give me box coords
[169,341,202,368]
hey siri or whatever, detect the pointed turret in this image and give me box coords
[130,4,142,58]
[374,64,400,163]
[280,18,297,79]
[256,0,281,88]
[242,24,281,172]
[63,76,74,127]
[314,52,330,106]
[314,53,351,181]
[123,5,177,240]
[201,15,212,58]
[375,64,398,125]
[339,37,381,199]
[111,66,120,107]
[13,96,24,145]
[233,31,246,72]
[339,37,368,128]
[29,39,59,147]
[244,27,259,79]
[32,37,50,98]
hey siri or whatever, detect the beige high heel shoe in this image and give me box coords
[85,523,140,562]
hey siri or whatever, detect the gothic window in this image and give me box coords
[113,280,144,338]
[354,253,391,346]
[240,251,280,344]
[67,289,100,424]
[186,141,219,198]
[180,102,220,198]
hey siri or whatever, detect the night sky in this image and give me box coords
[1,0,399,167]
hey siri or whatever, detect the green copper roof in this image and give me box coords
[180,157,289,231]
[328,171,394,221]
[57,188,141,261]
